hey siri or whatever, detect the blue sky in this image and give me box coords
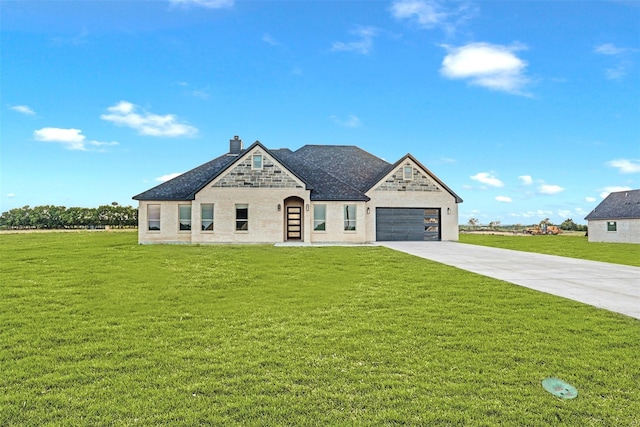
[1,0,639,225]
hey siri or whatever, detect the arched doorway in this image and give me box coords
[283,196,304,241]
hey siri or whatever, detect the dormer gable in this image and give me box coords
[367,154,463,203]
[208,141,307,190]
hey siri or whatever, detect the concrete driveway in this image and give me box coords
[378,241,640,320]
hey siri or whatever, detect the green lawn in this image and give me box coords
[459,233,640,267]
[1,232,639,425]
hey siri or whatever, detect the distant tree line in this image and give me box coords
[0,203,138,229]
[462,217,587,232]
[558,218,587,232]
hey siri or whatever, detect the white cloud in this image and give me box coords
[585,196,596,203]
[89,140,119,149]
[34,127,118,151]
[438,157,456,164]
[156,173,183,182]
[518,209,553,219]
[6,193,15,198]
[169,0,233,8]
[178,82,210,99]
[34,128,87,150]
[594,43,636,80]
[389,0,475,33]
[330,114,362,128]
[606,158,640,174]
[11,105,36,115]
[440,42,530,95]
[101,101,198,137]
[495,196,512,203]
[470,172,504,187]
[390,0,446,27]
[190,89,210,99]
[538,184,564,195]
[331,27,378,55]
[594,43,627,55]
[262,33,279,46]
[604,63,629,80]
[575,207,589,216]
[518,175,533,185]
[599,186,633,199]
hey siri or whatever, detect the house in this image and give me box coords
[584,189,640,244]
[133,136,463,244]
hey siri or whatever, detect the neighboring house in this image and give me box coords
[584,189,640,244]
[133,136,463,244]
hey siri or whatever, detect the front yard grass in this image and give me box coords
[460,233,640,267]
[1,231,639,425]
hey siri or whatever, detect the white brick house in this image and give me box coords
[584,189,640,244]
[133,136,463,244]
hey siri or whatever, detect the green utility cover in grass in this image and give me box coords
[542,377,578,399]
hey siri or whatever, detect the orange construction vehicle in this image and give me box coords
[523,223,562,235]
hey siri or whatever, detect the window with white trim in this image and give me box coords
[252,154,263,170]
[179,205,191,231]
[201,204,214,231]
[313,204,326,231]
[148,204,160,231]
[403,166,413,180]
[236,204,248,231]
[344,204,356,231]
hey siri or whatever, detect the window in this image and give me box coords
[252,154,263,170]
[403,166,413,180]
[236,204,248,231]
[313,204,326,231]
[201,204,214,231]
[148,204,160,231]
[178,205,191,231]
[607,221,617,232]
[344,204,356,231]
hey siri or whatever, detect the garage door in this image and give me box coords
[376,208,441,241]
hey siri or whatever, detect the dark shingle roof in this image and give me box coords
[584,189,640,220]
[270,148,368,201]
[293,145,391,194]
[133,141,462,203]
[132,153,240,200]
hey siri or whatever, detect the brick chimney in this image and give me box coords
[229,135,243,154]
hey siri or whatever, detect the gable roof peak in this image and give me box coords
[584,188,640,220]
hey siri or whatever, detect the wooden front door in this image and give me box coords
[286,206,302,240]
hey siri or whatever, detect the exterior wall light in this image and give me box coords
[305,204,309,211]
[277,204,281,211]
[447,207,451,215]
[366,207,370,214]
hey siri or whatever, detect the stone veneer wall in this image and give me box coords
[213,151,303,189]
[374,165,441,192]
